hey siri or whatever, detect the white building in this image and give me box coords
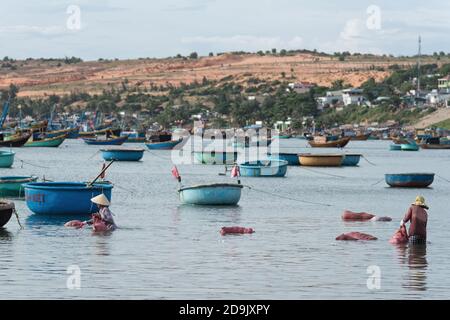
[316,90,344,110]
[342,88,365,106]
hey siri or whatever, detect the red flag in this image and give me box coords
[172,166,181,182]
[100,162,106,179]
[231,165,240,178]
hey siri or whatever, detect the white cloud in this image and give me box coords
[181,35,304,51]
[0,25,71,37]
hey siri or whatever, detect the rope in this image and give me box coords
[437,175,450,183]
[16,157,50,169]
[13,208,24,229]
[88,150,101,160]
[371,178,385,186]
[244,185,333,207]
[298,166,346,179]
[361,155,377,166]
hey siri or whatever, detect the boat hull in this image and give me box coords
[83,136,128,146]
[299,154,344,167]
[24,182,113,216]
[0,151,15,168]
[400,144,419,151]
[0,133,32,147]
[101,148,145,161]
[194,151,238,165]
[385,173,435,188]
[25,135,66,147]
[179,183,243,206]
[239,160,288,177]
[0,176,38,197]
[268,153,300,166]
[390,144,402,151]
[308,137,351,148]
[146,139,182,150]
[420,144,450,150]
[342,154,362,166]
[0,201,15,228]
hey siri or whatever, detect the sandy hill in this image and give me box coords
[1,53,449,98]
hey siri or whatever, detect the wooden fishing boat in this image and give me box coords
[0,176,38,197]
[0,132,32,147]
[24,182,113,216]
[350,133,371,141]
[299,154,344,167]
[101,148,145,161]
[193,151,238,165]
[268,153,300,166]
[308,136,351,148]
[0,150,15,168]
[82,135,128,146]
[0,201,15,228]
[239,160,288,177]
[146,139,183,150]
[79,127,119,138]
[342,154,362,166]
[45,127,79,139]
[420,143,450,150]
[24,134,66,148]
[178,183,243,206]
[385,173,435,188]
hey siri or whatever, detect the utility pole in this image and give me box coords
[417,35,422,96]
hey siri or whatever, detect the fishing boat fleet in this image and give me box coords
[0,116,444,230]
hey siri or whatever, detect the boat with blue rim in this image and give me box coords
[385,173,435,188]
[239,160,288,177]
[24,182,113,216]
[146,138,183,150]
[342,154,362,166]
[0,176,38,197]
[0,150,15,168]
[178,183,243,206]
[101,148,145,161]
[83,135,128,146]
[268,153,300,166]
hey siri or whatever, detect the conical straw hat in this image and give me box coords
[91,194,110,206]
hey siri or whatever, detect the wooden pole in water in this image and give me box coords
[88,160,115,187]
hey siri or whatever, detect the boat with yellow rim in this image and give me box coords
[298,154,344,167]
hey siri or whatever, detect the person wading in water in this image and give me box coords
[84,194,117,231]
[401,196,428,245]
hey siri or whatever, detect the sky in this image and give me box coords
[0,0,449,61]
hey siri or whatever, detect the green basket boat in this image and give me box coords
[0,176,38,197]
[0,151,15,168]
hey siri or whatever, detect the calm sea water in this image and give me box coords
[1,138,450,299]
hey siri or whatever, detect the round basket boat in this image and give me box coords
[24,182,113,216]
[0,150,15,168]
[0,201,15,228]
[385,173,435,188]
[0,176,38,197]
[299,154,344,167]
[100,148,145,161]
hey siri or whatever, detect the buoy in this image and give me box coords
[220,226,255,236]
[64,220,86,229]
[342,210,392,222]
[389,225,409,244]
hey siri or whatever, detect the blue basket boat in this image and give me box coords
[239,160,288,177]
[268,153,300,166]
[385,173,435,188]
[0,150,15,168]
[24,182,113,216]
[400,143,419,151]
[146,139,183,150]
[342,154,362,166]
[82,136,128,146]
[178,183,243,206]
[101,148,145,161]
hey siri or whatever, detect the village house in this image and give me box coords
[438,75,450,91]
[288,82,316,94]
[342,88,365,106]
[316,90,344,110]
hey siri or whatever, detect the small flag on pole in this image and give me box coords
[100,162,106,180]
[231,165,240,178]
[172,166,181,182]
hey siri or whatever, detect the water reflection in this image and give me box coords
[0,228,13,241]
[396,244,428,292]
[174,205,243,224]
[92,232,112,256]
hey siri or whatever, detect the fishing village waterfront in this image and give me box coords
[1,136,450,299]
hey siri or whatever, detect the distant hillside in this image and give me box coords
[2,52,449,98]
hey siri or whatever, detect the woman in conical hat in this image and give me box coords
[400,196,428,245]
[85,194,117,231]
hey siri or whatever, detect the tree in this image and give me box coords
[189,52,198,59]
[280,49,287,56]
[209,52,214,57]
